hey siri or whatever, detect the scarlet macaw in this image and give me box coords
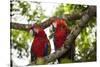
[52,18,75,63]
[29,24,51,64]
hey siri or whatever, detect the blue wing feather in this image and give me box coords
[44,44,48,56]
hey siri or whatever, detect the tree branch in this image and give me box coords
[44,6,96,63]
[10,10,87,31]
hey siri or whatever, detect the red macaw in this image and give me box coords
[52,18,75,63]
[29,24,51,64]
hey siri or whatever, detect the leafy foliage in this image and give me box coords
[54,4,89,27]
[11,29,32,58]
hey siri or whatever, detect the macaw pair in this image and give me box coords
[29,18,75,64]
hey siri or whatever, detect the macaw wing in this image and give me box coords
[44,44,48,56]
[44,43,51,56]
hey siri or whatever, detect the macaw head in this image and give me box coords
[29,24,41,36]
[32,24,41,33]
[52,18,59,28]
[52,18,67,28]
[52,18,61,28]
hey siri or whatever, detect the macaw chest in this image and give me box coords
[55,27,67,40]
[32,37,46,48]
[54,28,67,48]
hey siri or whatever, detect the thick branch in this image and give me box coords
[44,6,96,63]
[11,23,31,31]
[11,11,86,31]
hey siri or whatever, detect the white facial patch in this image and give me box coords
[34,28,39,33]
[52,22,57,28]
